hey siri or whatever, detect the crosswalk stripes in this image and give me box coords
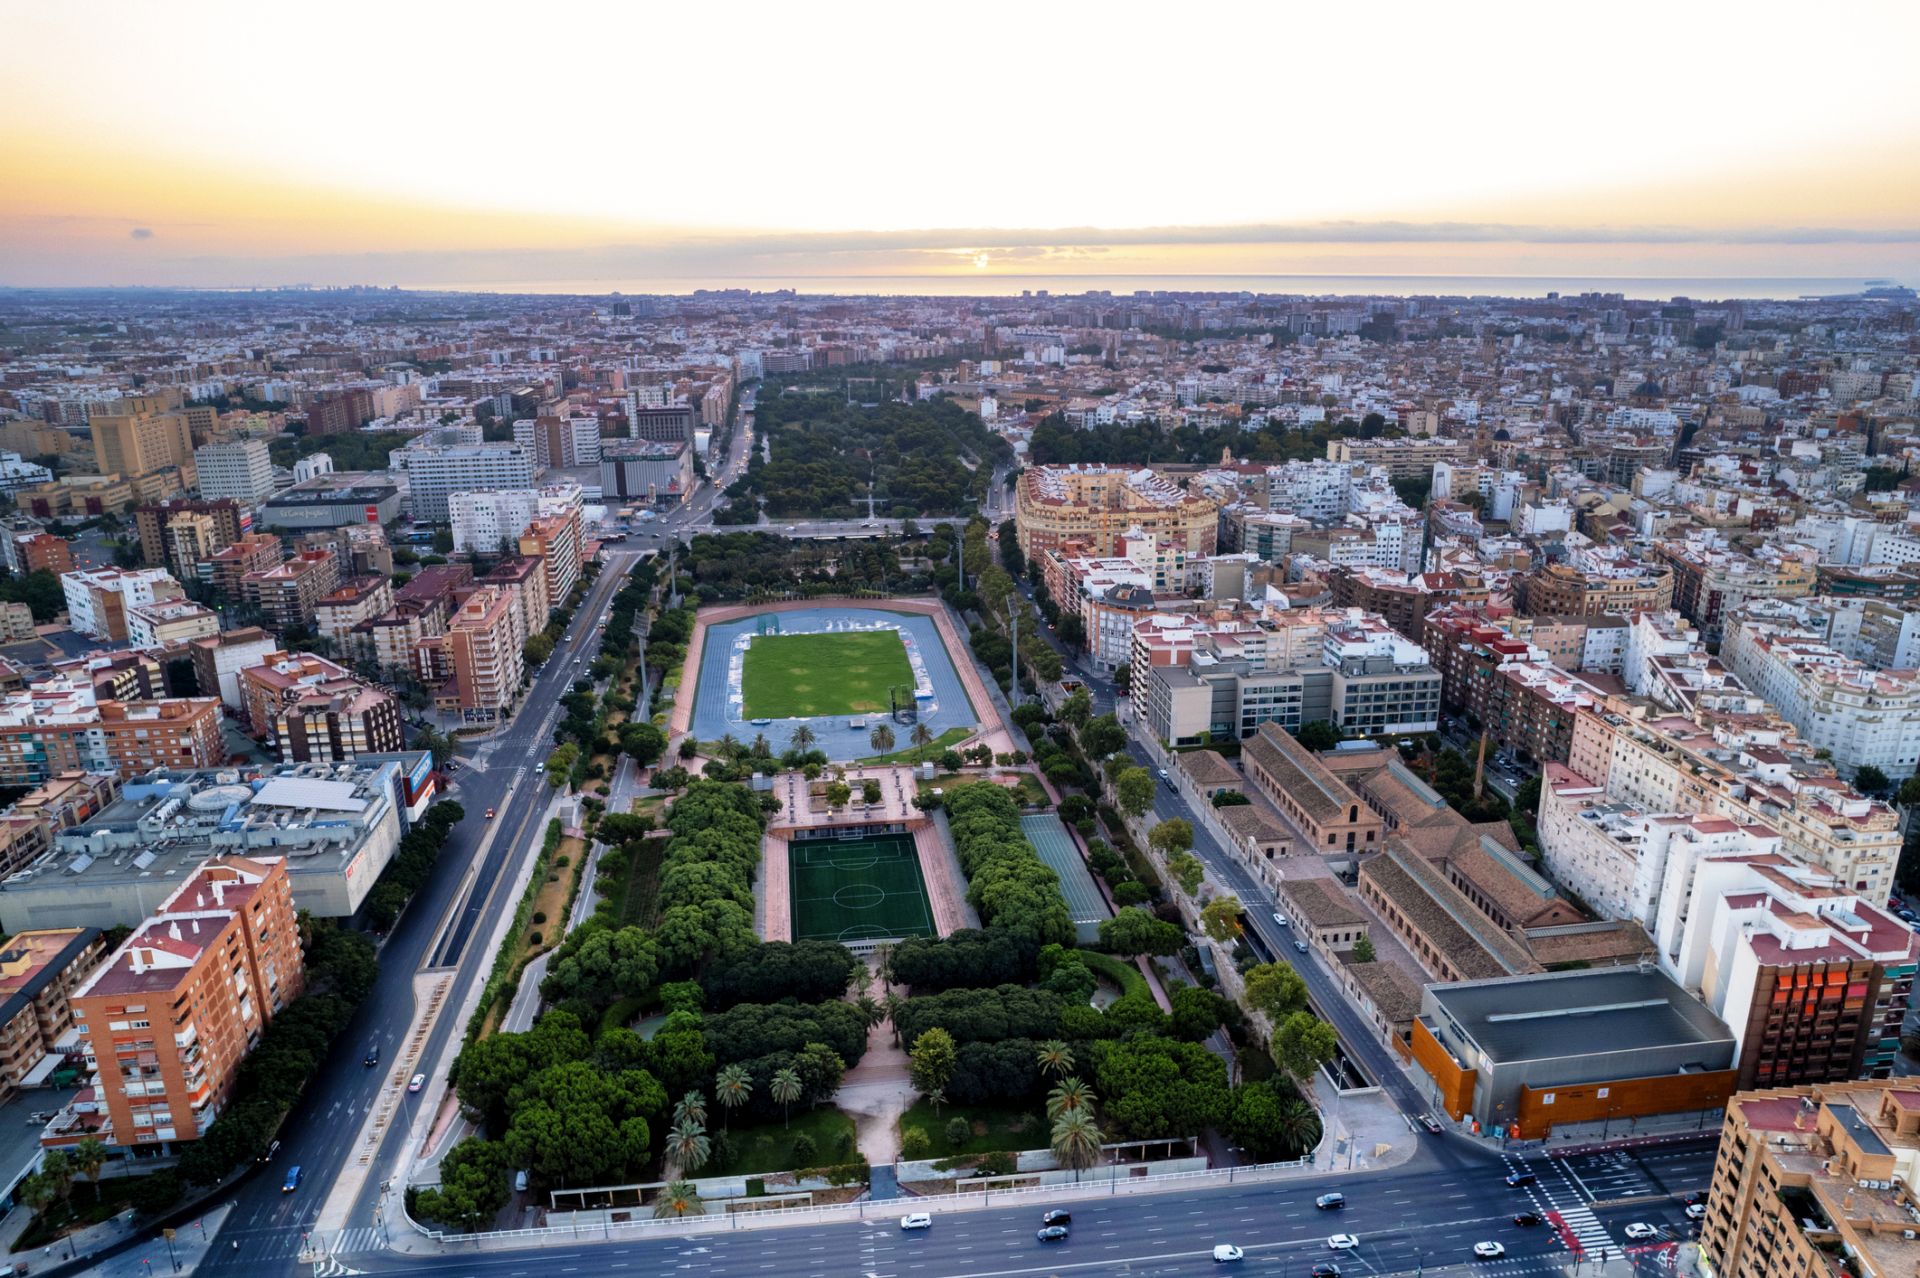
[310,1258,365,1278]
[1551,1202,1615,1257]
[332,1225,384,1253]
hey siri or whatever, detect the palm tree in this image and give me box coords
[790,724,816,752]
[653,1180,706,1219]
[673,1090,708,1130]
[1274,1098,1322,1159]
[72,1137,107,1203]
[40,1149,72,1206]
[717,733,741,758]
[17,1173,52,1218]
[850,964,872,999]
[1035,1040,1074,1081]
[770,1067,803,1128]
[910,722,934,754]
[882,992,906,1046]
[667,1118,711,1173]
[856,994,884,1032]
[873,942,895,990]
[870,724,896,755]
[714,1064,752,1133]
[1050,1110,1104,1181]
[1047,1077,1095,1120]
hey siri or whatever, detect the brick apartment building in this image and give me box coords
[67,856,304,1149]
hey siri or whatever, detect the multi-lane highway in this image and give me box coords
[177,544,647,1277]
[307,1139,1714,1277]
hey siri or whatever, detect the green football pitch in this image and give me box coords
[789,833,935,943]
[740,630,914,719]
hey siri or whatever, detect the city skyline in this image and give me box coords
[3,0,1918,291]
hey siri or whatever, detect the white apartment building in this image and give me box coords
[1723,598,1920,778]
[387,441,535,522]
[447,483,584,555]
[193,440,274,506]
[124,598,221,648]
[292,453,334,483]
[60,567,180,641]
[1538,763,1781,927]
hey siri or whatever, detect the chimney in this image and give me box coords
[168,921,181,942]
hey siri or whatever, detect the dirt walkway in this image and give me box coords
[836,967,915,1168]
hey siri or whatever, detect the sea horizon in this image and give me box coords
[2,272,1910,304]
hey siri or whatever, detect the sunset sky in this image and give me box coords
[3,0,1917,291]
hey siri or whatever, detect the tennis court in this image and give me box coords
[789,832,936,943]
[1021,813,1114,945]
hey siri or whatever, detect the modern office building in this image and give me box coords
[192,440,274,506]
[599,439,691,503]
[67,856,304,1149]
[188,627,281,711]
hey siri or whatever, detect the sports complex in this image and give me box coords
[672,598,1008,951]
[681,602,984,762]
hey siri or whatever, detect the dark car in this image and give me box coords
[364,1044,379,1067]
[1419,1115,1444,1134]
[1315,1193,1346,1210]
[1036,1226,1069,1243]
[1504,1172,1537,1187]
[1312,1266,1342,1278]
[1042,1210,1072,1226]
[1513,1213,1542,1227]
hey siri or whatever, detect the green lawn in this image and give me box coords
[741,630,914,719]
[1079,950,1151,1000]
[709,1107,859,1176]
[898,1099,1042,1160]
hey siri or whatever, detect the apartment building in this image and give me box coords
[1654,854,1916,1085]
[479,555,551,650]
[88,395,197,486]
[1571,706,1903,897]
[1658,538,1818,642]
[1697,1082,1920,1278]
[447,482,582,556]
[0,681,225,784]
[124,598,220,649]
[206,533,283,603]
[133,499,245,569]
[314,575,394,664]
[1538,762,1784,927]
[192,439,273,506]
[388,439,535,522]
[365,564,473,677]
[419,586,523,723]
[1329,567,1494,642]
[60,567,184,642]
[239,651,403,762]
[241,549,340,629]
[1325,435,1463,478]
[0,928,106,1104]
[1724,597,1920,778]
[513,414,603,469]
[518,506,583,610]
[626,403,696,447]
[68,856,304,1149]
[1014,464,1219,559]
[188,627,280,711]
[1516,554,1675,618]
[6,531,74,577]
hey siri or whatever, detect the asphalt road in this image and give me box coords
[321,1140,1713,1278]
[186,547,647,1276]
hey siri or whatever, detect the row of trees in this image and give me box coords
[945,782,1074,945]
[365,800,465,930]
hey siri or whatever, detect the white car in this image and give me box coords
[1273,912,1290,927]
[900,1214,932,1231]
[1473,1243,1506,1259]
[1213,1245,1245,1263]
[1623,1223,1659,1241]
[1685,1203,1706,1221]
[1327,1235,1359,1251]
[407,1073,425,1093]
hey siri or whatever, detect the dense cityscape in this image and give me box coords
[0,279,1906,1278]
